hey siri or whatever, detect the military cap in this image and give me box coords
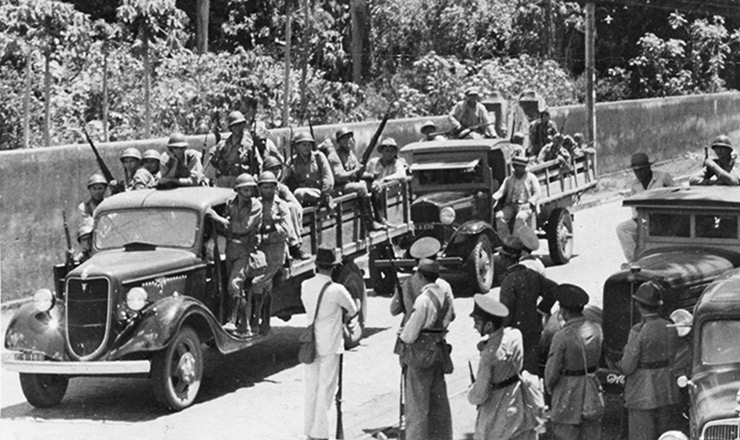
[257,171,278,185]
[539,106,550,115]
[227,111,247,127]
[378,137,399,150]
[573,133,584,142]
[562,135,574,147]
[518,226,540,252]
[554,284,589,308]
[630,152,653,170]
[417,258,440,276]
[292,131,315,145]
[658,431,689,440]
[142,149,161,161]
[409,237,441,259]
[87,174,108,188]
[667,309,693,337]
[262,156,283,171]
[316,246,340,266]
[120,147,142,161]
[633,281,664,306]
[465,86,480,96]
[470,293,509,319]
[421,120,436,132]
[511,156,529,167]
[234,173,257,190]
[77,222,93,241]
[335,127,353,141]
[501,236,524,255]
[711,135,733,153]
[167,132,189,148]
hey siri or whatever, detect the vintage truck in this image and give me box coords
[600,186,740,392]
[371,138,597,294]
[3,180,413,411]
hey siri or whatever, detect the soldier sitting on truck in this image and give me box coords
[140,149,161,187]
[363,137,408,226]
[252,121,284,165]
[537,133,572,166]
[283,132,334,207]
[159,132,205,188]
[448,86,496,139]
[110,147,142,194]
[79,173,108,223]
[419,120,442,142]
[129,149,159,190]
[689,135,740,186]
[327,127,386,231]
[68,222,94,266]
[528,108,558,158]
[492,156,541,241]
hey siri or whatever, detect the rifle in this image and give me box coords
[361,104,394,166]
[81,126,115,183]
[336,353,344,439]
[457,121,497,139]
[308,118,316,151]
[63,211,74,271]
[399,366,406,440]
[203,112,222,178]
[468,360,476,384]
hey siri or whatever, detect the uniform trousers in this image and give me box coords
[295,188,323,206]
[305,353,340,439]
[496,204,534,240]
[628,406,673,440]
[286,201,304,247]
[405,363,452,440]
[616,218,638,262]
[551,420,602,440]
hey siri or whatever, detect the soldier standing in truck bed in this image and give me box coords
[79,173,108,224]
[159,132,205,188]
[210,111,262,188]
[262,156,310,260]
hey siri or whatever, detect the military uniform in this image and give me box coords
[78,199,100,223]
[283,150,334,205]
[327,143,368,197]
[211,133,262,188]
[129,167,157,190]
[449,88,496,138]
[160,149,205,186]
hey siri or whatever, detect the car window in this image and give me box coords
[701,320,740,365]
[415,164,484,186]
[648,212,690,237]
[695,214,738,239]
[95,209,199,250]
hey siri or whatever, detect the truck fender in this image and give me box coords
[107,296,218,360]
[445,220,498,254]
[4,302,67,361]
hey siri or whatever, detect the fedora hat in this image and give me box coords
[630,152,653,170]
[633,281,664,306]
[316,246,340,267]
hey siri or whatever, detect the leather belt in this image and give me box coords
[563,366,597,376]
[640,359,670,369]
[490,375,520,390]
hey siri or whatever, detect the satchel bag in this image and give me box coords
[245,249,268,277]
[574,328,605,421]
[298,281,331,364]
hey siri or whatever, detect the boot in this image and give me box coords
[223,296,238,332]
[251,294,262,333]
[260,295,272,335]
[289,244,311,260]
[236,296,253,336]
[363,198,386,232]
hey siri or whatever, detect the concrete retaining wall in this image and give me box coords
[2,92,740,301]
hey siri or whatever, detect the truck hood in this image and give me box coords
[621,248,739,289]
[413,192,470,208]
[693,368,740,431]
[69,248,201,282]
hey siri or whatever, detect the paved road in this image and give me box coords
[0,199,628,440]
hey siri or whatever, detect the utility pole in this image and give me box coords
[282,0,292,127]
[585,2,597,171]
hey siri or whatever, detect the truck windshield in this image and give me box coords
[649,212,690,237]
[701,320,740,365]
[95,209,199,250]
[414,165,484,186]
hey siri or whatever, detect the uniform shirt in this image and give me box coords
[301,273,358,356]
[544,316,603,424]
[78,198,101,222]
[366,156,407,182]
[618,314,680,409]
[493,172,541,206]
[284,151,334,195]
[689,158,740,186]
[224,196,262,259]
[327,147,361,186]
[212,133,262,177]
[537,142,571,164]
[276,181,300,206]
[129,167,157,190]
[259,197,291,244]
[628,170,675,218]
[449,101,495,137]
[391,272,453,326]
[160,150,205,186]
[399,282,455,343]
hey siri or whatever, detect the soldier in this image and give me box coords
[492,156,541,241]
[301,247,358,440]
[140,149,161,186]
[159,132,205,187]
[544,284,604,440]
[528,107,558,158]
[537,133,572,165]
[262,156,310,260]
[327,127,386,231]
[510,132,526,157]
[206,173,263,335]
[667,308,692,434]
[516,226,545,275]
[252,121,284,165]
[391,237,447,326]
[689,135,740,186]
[283,132,334,207]
[618,281,681,440]
[468,294,537,440]
[210,111,262,188]
[448,86,496,138]
[130,149,158,190]
[110,147,142,194]
[70,222,94,265]
[616,153,675,266]
[364,137,408,226]
[79,173,108,223]
[419,120,438,142]
[398,258,455,440]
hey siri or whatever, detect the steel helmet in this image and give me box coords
[262,156,283,171]
[257,171,278,185]
[378,137,398,150]
[77,223,93,241]
[227,111,247,127]
[234,173,257,190]
[167,132,188,148]
[87,173,108,188]
[292,131,315,145]
[421,120,436,132]
[335,127,353,141]
[120,147,142,161]
[142,149,161,161]
[711,135,733,151]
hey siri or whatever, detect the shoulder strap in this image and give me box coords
[569,325,590,374]
[311,281,332,323]
[424,287,449,329]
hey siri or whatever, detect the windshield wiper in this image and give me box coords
[123,242,157,252]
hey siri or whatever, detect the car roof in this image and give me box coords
[696,268,740,317]
[97,187,234,213]
[401,138,508,155]
[624,186,740,209]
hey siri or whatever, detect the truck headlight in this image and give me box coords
[440,207,456,225]
[33,289,55,312]
[126,287,148,311]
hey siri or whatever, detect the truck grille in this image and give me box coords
[602,279,638,368]
[411,201,439,223]
[703,421,740,440]
[66,277,111,359]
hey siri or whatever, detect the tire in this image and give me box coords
[152,326,203,411]
[337,262,367,349]
[19,373,68,408]
[547,208,574,265]
[368,242,398,297]
[467,234,494,293]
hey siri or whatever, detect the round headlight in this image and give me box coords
[126,287,148,311]
[439,207,456,225]
[33,288,55,312]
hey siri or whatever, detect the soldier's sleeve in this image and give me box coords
[617,326,641,375]
[328,150,354,184]
[400,297,427,344]
[448,102,463,129]
[274,201,292,238]
[528,172,541,206]
[544,330,566,393]
[468,344,495,405]
[317,151,334,195]
[246,199,263,232]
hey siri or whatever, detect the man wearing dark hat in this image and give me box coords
[528,107,558,158]
[301,247,358,440]
[448,86,496,139]
[544,284,604,440]
[283,131,334,207]
[160,132,205,187]
[616,152,675,265]
[468,294,537,440]
[262,156,310,260]
[78,173,108,224]
[398,258,455,440]
[209,110,262,188]
[689,135,740,186]
[618,281,680,440]
[492,155,541,241]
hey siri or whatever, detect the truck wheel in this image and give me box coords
[338,262,367,349]
[547,208,574,265]
[19,373,68,408]
[369,242,397,297]
[152,326,203,411]
[468,234,494,293]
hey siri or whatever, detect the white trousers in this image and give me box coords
[304,353,340,439]
[616,218,638,262]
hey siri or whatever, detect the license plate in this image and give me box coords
[415,224,435,230]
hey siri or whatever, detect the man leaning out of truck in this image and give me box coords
[492,156,541,241]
